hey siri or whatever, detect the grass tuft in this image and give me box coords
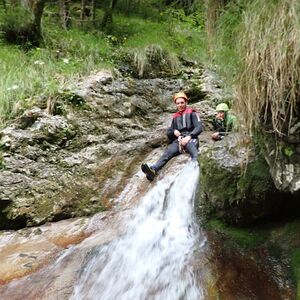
[128,44,179,78]
[235,0,300,136]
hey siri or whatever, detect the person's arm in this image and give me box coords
[189,112,202,138]
[167,119,178,142]
[226,114,237,132]
[215,115,237,139]
[213,118,226,132]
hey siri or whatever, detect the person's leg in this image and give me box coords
[141,142,180,181]
[185,139,199,161]
[152,141,180,171]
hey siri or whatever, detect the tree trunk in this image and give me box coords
[101,0,118,29]
[30,0,46,44]
[59,0,71,29]
[80,0,86,27]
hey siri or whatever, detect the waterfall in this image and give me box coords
[72,161,206,300]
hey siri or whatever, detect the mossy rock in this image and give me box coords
[0,181,106,229]
[255,131,300,193]
[197,134,280,225]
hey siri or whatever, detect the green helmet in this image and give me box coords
[216,103,229,112]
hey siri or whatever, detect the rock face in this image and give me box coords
[196,68,300,224]
[197,133,300,225]
[260,133,300,193]
[1,65,298,230]
[0,68,206,229]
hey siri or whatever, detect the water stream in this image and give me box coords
[0,161,210,300]
[0,159,291,299]
[72,161,206,300]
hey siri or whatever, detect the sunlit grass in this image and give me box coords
[0,28,112,125]
[115,14,206,62]
[110,14,206,77]
[209,0,246,80]
[0,9,206,125]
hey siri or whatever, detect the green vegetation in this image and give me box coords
[0,29,112,124]
[0,151,4,169]
[236,0,300,137]
[209,0,246,80]
[0,0,298,135]
[199,148,273,220]
[237,155,272,196]
[208,218,300,297]
[0,0,299,293]
[0,2,206,126]
[280,220,300,298]
[206,219,266,249]
[292,249,300,299]
[209,0,300,137]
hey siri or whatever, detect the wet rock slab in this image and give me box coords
[0,69,207,229]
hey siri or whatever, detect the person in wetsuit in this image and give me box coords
[141,91,202,181]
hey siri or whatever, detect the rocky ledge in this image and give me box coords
[0,67,207,229]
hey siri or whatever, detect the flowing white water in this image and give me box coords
[72,161,206,300]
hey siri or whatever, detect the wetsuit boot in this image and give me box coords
[141,164,157,181]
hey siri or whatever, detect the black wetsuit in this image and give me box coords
[152,107,202,171]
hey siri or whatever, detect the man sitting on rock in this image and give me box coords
[141,91,203,181]
[211,102,237,141]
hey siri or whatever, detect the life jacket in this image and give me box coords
[172,107,199,135]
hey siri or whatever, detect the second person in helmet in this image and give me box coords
[212,102,236,141]
[141,91,202,181]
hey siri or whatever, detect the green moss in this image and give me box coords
[75,190,104,215]
[200,153,239,205]
[291,249,300,300]
[206,219,267,249]
[34,197,55,219]
[283,146,294,158]
[206,216,300,297]
[267,243,283,259]
[37,121,77,146]
[199,145,274,223]
[237,155,271,196]
[58,91,86,107]
[58,183,106,217]
[76,194,92,213]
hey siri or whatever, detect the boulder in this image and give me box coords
[197,134,299,225]
[259,133,300,193]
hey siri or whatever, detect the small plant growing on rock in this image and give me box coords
[123,44,179,78]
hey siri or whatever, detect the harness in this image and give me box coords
[178,136,186,153]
